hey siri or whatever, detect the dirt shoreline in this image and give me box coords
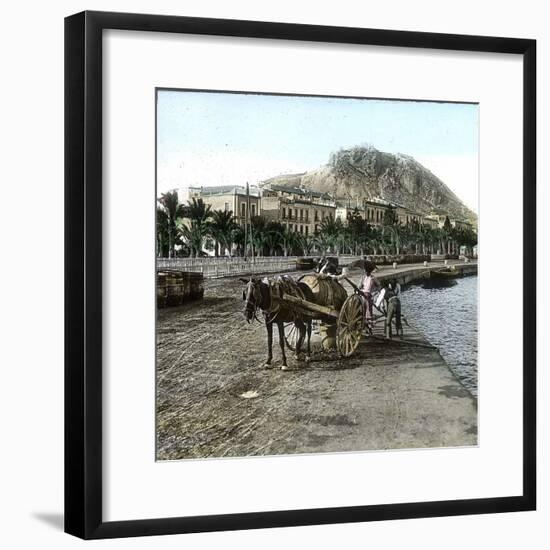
[156,264,478,460]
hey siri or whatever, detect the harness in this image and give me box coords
[256,282,273,324]
[244,276,306,325]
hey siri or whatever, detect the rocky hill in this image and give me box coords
[261,145,477,222]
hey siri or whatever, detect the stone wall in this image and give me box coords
[157,270,204,308]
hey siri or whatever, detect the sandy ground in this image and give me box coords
[156,269,477,460]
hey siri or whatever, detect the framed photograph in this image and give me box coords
[65,11,536,539]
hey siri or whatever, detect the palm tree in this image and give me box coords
[379,227,393,255]
[281,228,298,257]
[399,222,412,254]
[264,221,285,256]
[250,215,269,256]
[346,209,367,255]
[181,197,212,257]
[443,216,453,255]
[296,234,314,256]
[367,226,383,255]
[156,207,169,257]
[381,206,401,254]
[179,222,209,258]
[381,224,401,255]
[402,220,423,254]
[231,225,246,257]
[157,191,186,258]
[452,226,477,257]
[418,224,434,255]
[439,227,447,254]
[313,232,331,255]
[209,210,238,256]
[264,230,282,256]
[187,197,212,226]
[318,217,344,255]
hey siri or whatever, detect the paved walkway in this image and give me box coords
[156,265,477,460]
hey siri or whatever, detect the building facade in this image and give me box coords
[451,219,474,231]
[260,183,336,235]
[184,185,261,227]
[424,211,476,232]
[395,205,424,226]
[335,198,427,227]
[168,184,467,235]
[335,198,391,226]
[421,216,440,229]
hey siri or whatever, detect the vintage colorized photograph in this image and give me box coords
[155,89,479,461]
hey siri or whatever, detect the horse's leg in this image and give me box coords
[264,319,273,369]
[277,321,288,370]
[306,320,312,362]
[294,320,306,363]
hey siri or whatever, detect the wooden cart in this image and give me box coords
[282,277,391,358]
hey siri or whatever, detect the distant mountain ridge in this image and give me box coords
[260,145,477,222]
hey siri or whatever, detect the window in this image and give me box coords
[300,225,303,233]
[289,208,293,219]
[282,207,286,219]
[224,202,229,212]
[251,204,256,217]
[241,203,246,218]
[305,226,309,236]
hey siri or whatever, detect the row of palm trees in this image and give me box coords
[295,211,477,258]
[157,191,477,258]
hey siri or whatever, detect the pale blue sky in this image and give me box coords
[157,90,479,211]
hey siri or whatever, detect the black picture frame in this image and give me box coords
[65,10,536,540]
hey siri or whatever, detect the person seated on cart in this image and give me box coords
[383,279,403,339]
[359,260,380,326]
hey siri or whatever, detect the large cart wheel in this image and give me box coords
[284,322,298,351]
[336,294,364,357]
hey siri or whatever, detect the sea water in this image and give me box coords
[401,275,478,396]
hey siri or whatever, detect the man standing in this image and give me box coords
[384,280,403,339]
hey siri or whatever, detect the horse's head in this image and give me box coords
[240,278,263,323]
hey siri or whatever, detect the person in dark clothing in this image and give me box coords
[316,256,339,276]
[384,280,402,339]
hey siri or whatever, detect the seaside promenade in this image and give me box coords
[156,260,478,460]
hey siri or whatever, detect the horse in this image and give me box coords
[241,276,312,371]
